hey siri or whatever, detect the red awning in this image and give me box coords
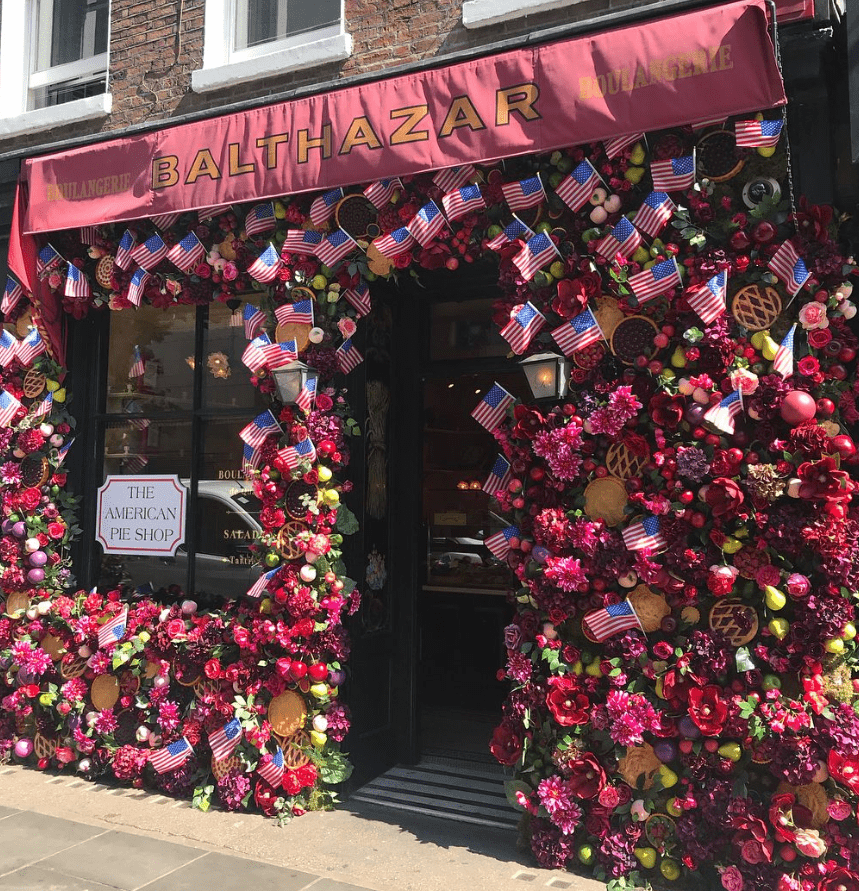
[19,0,783,236]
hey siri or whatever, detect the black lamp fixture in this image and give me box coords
[519,352,570,401]
[271,361,318,405]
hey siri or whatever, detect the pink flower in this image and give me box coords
[222,261,238,281]
[793,828,826,858]
[720,865,744,891]
[798,301,829,330]
[338,317,357,339]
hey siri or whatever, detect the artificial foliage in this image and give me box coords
[1,109,859,890]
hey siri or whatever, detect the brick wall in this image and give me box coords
[0,0,657,157]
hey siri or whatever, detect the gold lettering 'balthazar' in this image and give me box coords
[578,44,732,100]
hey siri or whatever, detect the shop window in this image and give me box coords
[0,0,112,138]
[192,0,351,93]
[92,301,267,603]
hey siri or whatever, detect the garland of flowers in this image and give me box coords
[2,108,859,889]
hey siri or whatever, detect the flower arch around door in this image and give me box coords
[2,111,859,889]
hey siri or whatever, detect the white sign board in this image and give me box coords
[96,475,187,556]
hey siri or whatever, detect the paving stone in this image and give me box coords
[0,813,102,874]
[0,865,118,891]
[139,852,317,891]
[0,807,19,819]
[309,880,379,891]
[40,830,200,891]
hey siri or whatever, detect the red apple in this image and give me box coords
[308,663,329,682]
[290,662,308,681]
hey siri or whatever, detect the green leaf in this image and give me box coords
[503,780,532,810]
[317,749,354,785]
[335,504,359,535]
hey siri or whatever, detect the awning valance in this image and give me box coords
[19,0,783,236]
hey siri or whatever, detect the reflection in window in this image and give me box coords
[236,0,340,50]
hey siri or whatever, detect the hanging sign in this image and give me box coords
[96,475,187,556]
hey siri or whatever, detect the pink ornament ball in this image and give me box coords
[14,738,33,759]
[780,390,817,426]
[26,567,45,584]
[28,551,48,568]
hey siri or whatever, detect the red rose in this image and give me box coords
[797,455,854,502]
[704,478,745,518]
[204,659,222,679]
[649,393,685,429]
[489,721,523,766]
[687,685,728,735]
[797,356,820,376]
[820,869,859,891]
[732,814,774,864]
[565,752,606,799]
[47,522,66,540]
[828,750,859,794]
[254,779,279,816]
[546,676,590,726]
[165,619,186,640]
[19,488,41,510]
[282,769,302,795]
[512,404,545,440]
[807,327,833,349]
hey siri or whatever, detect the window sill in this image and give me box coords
[462,0,588,28]
[0,92,112,138]
[191,32,352,94]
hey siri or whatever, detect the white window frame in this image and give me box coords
[192,0,352,94]
[0,0,112,139]
[462,0,589,29]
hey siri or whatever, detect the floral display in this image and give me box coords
[1,107,859,890]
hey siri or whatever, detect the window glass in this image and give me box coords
[107,304,196,412]
[103,419,193,478]
[429,298,511,362]
[36,0,109,69]
[237,0,340,50]
[202,300,269,413]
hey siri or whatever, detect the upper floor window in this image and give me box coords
[192,0,351,93]
[0,0,112,138]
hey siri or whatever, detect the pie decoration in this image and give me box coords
[90,674,120,710]
[605,441,650,481]
[95,255,115,289]
[627,585,671,633]
[34,732,58,760]
[4,591,29,615]
[776,782,830,829]
[645,813,677,848]
[732,546,771,580]
[708,598,759,646]
[610,315,659,365]
[592,296,624,341]
[40,633,66,661]
[730,284,782,331]
[696,130,745,183]
[281,729,312,769]
[617,743,661,791]
[20,453,50,489]
[335,194,377,239]
[22,369,47,398]
[583,477,628,527]
[276,521,307,559]
[366,242,394,277]
[286,481,319,520]
[572,341,606,369]
[60,653,89,679]
[268,690,307,738]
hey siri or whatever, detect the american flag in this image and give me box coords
[551,308,603,356]
[336,338,364,373]
[442,184,485,221]
[30,392,53,419]
[651,155,696,192]
[685,270,727,325]
[769,241,810,296]
[596,217,643,262]
[500,302,547,354]
[583,600,641,642]
[209,718,243,761]
[281,229,324,255]
[167,232,206,272]
[3,276,24,315]
[554,159,601,213]
[501,175,545,212]
[310,187,344,226]
[37,244,63,276]
[374,226,415,258]
[242,334,273,372]
[257,747,285,786]
[633,191,675,237]
[246,567,279,600]
[114,230,137,270]
[243,303,267,339]
[275,299,314,326]
[242,443,262,475]
[239,410,282,448]
[247,244,283,283]
[704,389,743,435]
[773,323,796,379]
[56,438,75,466]
[364,177,403,208]
[603,133,643,159]
[295,375,317,414]
[150,212,179,230]
[150,738,193,774]
[277,436,317,471]
[129,345,145,378]
[130,234,168,270]
[628,258,682,304]
[622,515,667,551]
[314,229,356,267]
[513,232,559,281]
[483,454,512,496]
[735,119,783,148]
[471,382,514,432]
[433,164,476,192]
[261,339,299,370]
[197,204,233,221]
[409,201,446,246]
[123,454,149,474]
[487,217,535,251]
[79,226,98,245]
[127,269,150,307]
[343,280,371,317]
[484,524,519,560]
[0,390,23,426]
[64,264,91,298]
[97,607,128,648]
[16,329,46,367]
[0,329,18,366]
[245,202,277,237]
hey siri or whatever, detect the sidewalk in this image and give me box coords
[0,764,605,891]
